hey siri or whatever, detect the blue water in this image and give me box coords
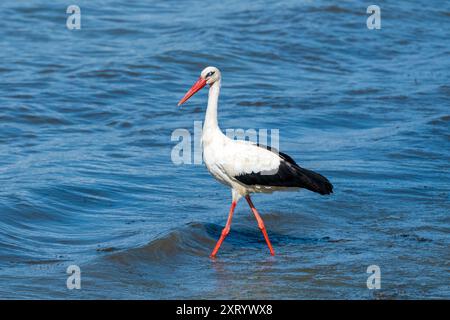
[0,0,449,299]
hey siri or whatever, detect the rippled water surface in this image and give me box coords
[0,0,449,299]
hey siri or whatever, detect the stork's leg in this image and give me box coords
[245,195,275,256]
[210,201,237,258]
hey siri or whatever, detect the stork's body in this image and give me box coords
[178,67,333,257]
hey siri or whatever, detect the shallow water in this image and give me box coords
[0,0,449,299]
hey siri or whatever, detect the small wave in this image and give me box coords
[104,221,349,265]
[306,5,357,14]
[428,115,450,126]
[105,222,213,264]
[397,233,433,243]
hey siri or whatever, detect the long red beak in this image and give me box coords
[178,77,207,106]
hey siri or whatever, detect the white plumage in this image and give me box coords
[203,128,281,196]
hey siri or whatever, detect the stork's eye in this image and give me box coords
[206,71,215,78]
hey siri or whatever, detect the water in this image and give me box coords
[0,0,449,299]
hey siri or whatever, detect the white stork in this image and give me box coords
[178,66,333,258]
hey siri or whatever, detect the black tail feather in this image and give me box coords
[292,165,333,195]
[279,151,333,195]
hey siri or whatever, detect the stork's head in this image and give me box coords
[201,66,221,85]
[178,66,221,106]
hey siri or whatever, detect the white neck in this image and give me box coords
[203,80,221,132]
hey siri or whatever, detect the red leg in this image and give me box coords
[210,201,237,258]
[245,195,275,256]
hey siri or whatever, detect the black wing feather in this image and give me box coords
[234,144,333,195]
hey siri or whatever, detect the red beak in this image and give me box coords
[178,77,207,106]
